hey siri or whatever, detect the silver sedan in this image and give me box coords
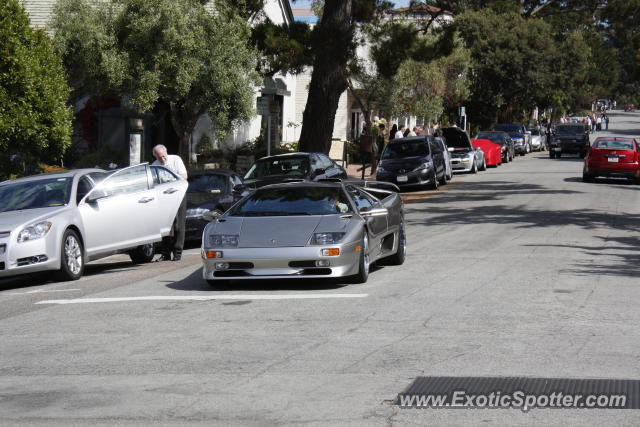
[0,164,187,281]
[201,181,406,286]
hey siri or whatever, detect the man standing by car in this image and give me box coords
[152,144,188,261]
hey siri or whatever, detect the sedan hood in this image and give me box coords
[209,215,353,248]
[0,206,68,234]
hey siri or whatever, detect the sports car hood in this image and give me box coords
[0,206,68,234]
[208,215,355,248]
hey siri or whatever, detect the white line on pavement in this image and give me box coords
[35,293,369,305]
[5,289,81,296]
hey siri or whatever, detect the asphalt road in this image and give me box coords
[1,111,639,426]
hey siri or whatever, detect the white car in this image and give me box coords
[0,164,187,281]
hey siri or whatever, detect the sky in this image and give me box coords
[291,0,412,8]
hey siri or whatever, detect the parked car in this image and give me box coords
[442,126,486,173]
[474,131,515,163]
[243,152,347,189]
[624,104,636,112]
[376,136,447,189]
[583,137,640,183]
[184,169,246,242]
[472,139,502,167]
[528,127,546,151]
[493,123,531,155]
[201,181,405,286]
[0,164,188,280]
[549,123,590,158]
[434,136,453,181]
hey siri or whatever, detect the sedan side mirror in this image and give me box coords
[361,207,388,217]
[86,189,108,203]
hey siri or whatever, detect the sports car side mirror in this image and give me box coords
[202,210,222,222]
[86,189,108,203]
[361,207,388,217]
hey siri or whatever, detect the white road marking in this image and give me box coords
[35,294,369,305]
[5,289,81,296]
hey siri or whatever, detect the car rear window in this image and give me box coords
[593,140,635,150]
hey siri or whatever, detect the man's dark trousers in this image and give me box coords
[163,195,187,259]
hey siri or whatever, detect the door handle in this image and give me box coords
[163,188,179,194]
[138,197,155,203]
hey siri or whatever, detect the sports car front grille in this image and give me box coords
[289,260,317,268]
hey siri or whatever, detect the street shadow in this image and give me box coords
[164,264,375,292]
[524,236,640,278]
[564,177,637,186]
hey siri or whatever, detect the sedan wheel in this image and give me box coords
[58,229,84,281]
[349,233,369,284]
[129,243,155,264]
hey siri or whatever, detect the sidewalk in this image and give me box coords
[345,163,376,180]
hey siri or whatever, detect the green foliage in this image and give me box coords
[252,21,314,75]
[0,0,73,177]
[51,0,260,151]
[195,134,215,156]
[393,60,445,120]
[74,144,127,169]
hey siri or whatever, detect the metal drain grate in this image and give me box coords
[395,376,640,409]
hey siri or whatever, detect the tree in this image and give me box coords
[0,0,73,178]
[51,0,260,160]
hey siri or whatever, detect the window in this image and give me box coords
[345,185,373,212]
[318,154,335,170]
[188,174,229,193]
[229,186,352,216]
[99,165,149,197]
[76,176,94,204]
[152,166,178,185]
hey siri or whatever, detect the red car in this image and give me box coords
[624,104,636,112]
[472,139,502,167]
[583,137,640,182]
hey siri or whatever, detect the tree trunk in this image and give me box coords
[298,0,354,154]
[169,101,199,164]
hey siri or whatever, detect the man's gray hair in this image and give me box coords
[152,144,167,154]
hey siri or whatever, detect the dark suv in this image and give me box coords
[549,124,590,158]
[376,136,447,189]
[493,123,531,156]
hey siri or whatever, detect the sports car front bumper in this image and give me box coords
[202,240,362,281]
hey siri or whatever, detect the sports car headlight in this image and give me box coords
[209,234,238,247]
[186,207,211,218]
[310,232,345,245]
[17,221,52,243]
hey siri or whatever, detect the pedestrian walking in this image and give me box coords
[152,144,188,261]
[604,114,609,130]
[389,124,398,140]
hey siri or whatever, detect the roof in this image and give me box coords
[0,168,105,185]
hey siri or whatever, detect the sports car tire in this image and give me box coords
[348,233,369,284]
[129,244,155,264]
[57,229,84,281]
[470,162,477,174]
[386,222,406,266]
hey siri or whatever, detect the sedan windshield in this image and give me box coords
[382,140,429,159]
[188,174,228,193]
[556,125,585,135]
[230,187,352,216]
[494,124,521,133]
[244,157,310,180]
[0,177,72,213]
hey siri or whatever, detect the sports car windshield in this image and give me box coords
[476,133,504,144]
[244,157,310,180]
[556,125,585,135]
[382,141,430,159]
[230,187,353,216]
[0,177,72,212]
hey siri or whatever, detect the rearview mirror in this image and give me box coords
[361,207,388,217]
[86,189,108,203]
[202,210,222,222]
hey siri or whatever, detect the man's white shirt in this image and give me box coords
[152,154,187,177]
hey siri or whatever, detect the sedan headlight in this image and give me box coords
[310,232,345,245]
[415,161,433,171]
[208,234,239,247]
[186,207,211,218]
[17,221,52,243]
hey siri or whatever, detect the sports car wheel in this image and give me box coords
[349,233,370,284]
[129,244,155,264]
[386,221,406,266]
[470,162,477,174]
[58,229,84,281]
